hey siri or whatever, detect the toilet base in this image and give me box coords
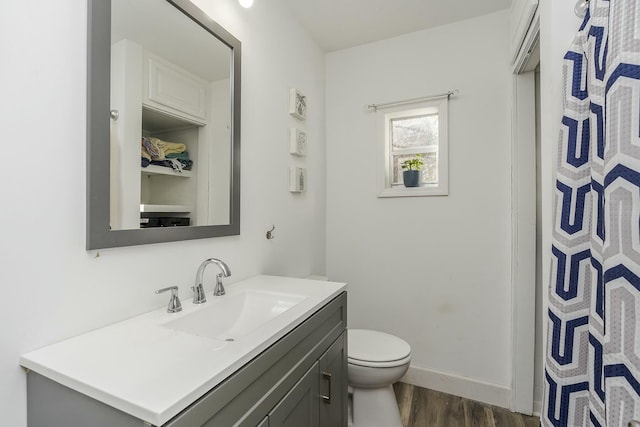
[348,384,403,427]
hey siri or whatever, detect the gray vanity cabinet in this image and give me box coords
[26,292,347,427]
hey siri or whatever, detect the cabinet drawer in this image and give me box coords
[144,52,208,124]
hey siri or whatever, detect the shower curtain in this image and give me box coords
[543,0,640,426]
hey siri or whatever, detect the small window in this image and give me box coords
[377,97,448,197]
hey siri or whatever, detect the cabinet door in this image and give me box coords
[319,332,348,427]
[144,52,208,125]
[269,362,319,427]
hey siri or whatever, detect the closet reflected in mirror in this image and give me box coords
[87,0,241,249]
[111,0,231,230]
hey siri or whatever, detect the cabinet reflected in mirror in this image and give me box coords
[87,0,241,249]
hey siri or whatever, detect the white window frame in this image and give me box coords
[377,97,449,197]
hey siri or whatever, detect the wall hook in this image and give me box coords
[266,225,275,240]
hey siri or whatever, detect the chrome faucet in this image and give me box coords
[193,258,231,303]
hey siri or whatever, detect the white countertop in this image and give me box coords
[20,275,346,426]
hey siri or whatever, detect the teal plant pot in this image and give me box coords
[403,170,421,187]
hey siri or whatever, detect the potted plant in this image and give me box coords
[401,154,424,187]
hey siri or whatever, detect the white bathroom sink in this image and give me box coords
[20,275,346,425]
[162,289,307,341]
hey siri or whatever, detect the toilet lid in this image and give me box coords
[348,329,411,364]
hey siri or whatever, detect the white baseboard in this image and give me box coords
[400,365,512,409]
[532,399,542,417]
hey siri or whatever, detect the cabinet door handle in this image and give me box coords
[321,372,332,404]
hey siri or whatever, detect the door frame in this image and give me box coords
[510,11,540,415]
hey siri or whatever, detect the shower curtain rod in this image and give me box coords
[367,89,459,112]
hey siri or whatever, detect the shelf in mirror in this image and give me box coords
[141,165,193,178]
[139,204,192,213]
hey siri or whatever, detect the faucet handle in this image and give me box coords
[155,286,182,313]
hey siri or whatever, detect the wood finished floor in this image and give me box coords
[393,382,540,427]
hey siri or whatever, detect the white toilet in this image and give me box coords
[347,329,411,427]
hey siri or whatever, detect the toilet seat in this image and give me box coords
[348,329,411,368]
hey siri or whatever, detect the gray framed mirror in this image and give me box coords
[87,0,241,249]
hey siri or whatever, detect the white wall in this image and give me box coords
[326,11,513,406]
[0,0,326,425]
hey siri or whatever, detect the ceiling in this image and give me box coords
[282,0,512,52]
[112,0,230,81]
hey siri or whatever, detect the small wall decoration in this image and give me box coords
[289,167,307,193]
[289,128,307,156]
[289,88,307,120]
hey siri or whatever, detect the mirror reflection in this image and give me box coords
[110,0,232,230]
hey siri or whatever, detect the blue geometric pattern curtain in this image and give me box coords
[543,0,640,426]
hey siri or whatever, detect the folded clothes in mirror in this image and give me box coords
[149,159,193,171]
[141,137,187,160]
[166,151,190,160]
